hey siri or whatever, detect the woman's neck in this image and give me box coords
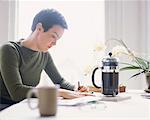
[20,36,39,52]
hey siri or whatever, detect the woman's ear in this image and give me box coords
[36,23,44,32]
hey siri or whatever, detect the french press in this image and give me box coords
[92,52,119,96]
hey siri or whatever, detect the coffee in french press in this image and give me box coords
[92,52,119,96]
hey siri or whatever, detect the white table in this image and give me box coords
[0,90,150,120]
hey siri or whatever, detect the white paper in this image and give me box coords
[58,96,102,106]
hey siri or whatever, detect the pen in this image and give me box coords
[78,81,81,90]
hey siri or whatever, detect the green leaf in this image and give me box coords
[120,62,139,67]
[134,57,148,70]
[129,70,145,79]
[136,56,149,63]
[120,66,142,71]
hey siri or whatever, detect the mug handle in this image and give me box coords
[92,67,101,88]
[27,88,38,110]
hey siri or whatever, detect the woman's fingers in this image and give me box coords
[78,86,89,92]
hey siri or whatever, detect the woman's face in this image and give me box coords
[36,25,64,52]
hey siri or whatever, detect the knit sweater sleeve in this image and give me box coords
[0,44,33,102]
[44,53,75,91]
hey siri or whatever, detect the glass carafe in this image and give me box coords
[92,52,119,96]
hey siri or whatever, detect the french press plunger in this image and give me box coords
[92,52,119,96]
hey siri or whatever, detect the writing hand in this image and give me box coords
[78,86,89,92]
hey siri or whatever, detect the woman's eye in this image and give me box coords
[52,35,56,39]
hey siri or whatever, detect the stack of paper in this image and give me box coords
[58,96,102,106]
[100,94,131,102]
[93,92,131,102]
[141,93,150,99]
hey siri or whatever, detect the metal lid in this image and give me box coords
[102,52,119,66]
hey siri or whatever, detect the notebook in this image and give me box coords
[58,96,102,106]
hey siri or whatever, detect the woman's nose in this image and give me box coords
[52,41,56,46]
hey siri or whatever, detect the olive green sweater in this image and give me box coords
[0,41,74,102]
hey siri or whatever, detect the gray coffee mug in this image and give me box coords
[27,86,57,117]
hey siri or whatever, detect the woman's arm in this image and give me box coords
[0,44,33,102]
[58,88,93,99]
[44,53,75,90]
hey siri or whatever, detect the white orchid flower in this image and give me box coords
[93,42,106,52]
[112,45,129,57]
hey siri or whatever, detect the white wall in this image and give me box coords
[144,1,150,56]
[0,1,9,43]
[1,0,149,89]
[0,0,16,43]
[105,0,149,89]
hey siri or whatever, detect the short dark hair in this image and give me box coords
[31,9,68,32]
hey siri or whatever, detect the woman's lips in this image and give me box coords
[48,45,52,48]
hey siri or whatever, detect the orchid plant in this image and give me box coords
[110,38,150,79]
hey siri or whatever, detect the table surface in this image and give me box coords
[0,90,150,120]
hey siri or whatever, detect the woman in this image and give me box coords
[0,9,88,110]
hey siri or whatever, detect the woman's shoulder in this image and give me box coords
[0,41,19,53]
[44,51,52,58]
[43,51,53,62]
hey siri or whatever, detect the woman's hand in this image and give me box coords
[76,81,89,92]
[78,86,89,92]
[58,89,92,99]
